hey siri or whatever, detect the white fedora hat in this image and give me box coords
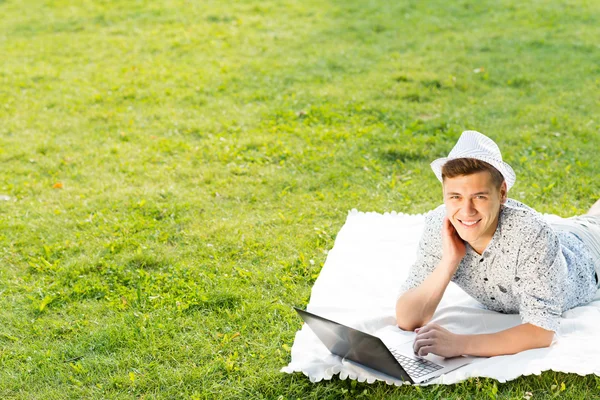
[430,130,516,190]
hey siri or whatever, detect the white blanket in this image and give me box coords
[281,210,600,385]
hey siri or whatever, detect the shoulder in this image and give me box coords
[423,204,445,232]
[502,198,540,218]
[415,204,445,249]
[500,199,559,257]
[500,199,551,235]
[425,203,445,222]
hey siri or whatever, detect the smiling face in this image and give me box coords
[443,171,507,254]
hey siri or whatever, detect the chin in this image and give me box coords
[455,227,477,242]
[457,232,473,242]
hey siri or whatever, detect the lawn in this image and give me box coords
[1,0,600,398]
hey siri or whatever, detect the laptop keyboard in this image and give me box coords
[389,348,443,378]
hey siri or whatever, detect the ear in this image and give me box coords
[500,181,508,204]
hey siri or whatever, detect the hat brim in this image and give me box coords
[430,156,516,191]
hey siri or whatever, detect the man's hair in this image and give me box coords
[441,158,505,189]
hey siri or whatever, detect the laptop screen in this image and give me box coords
[294,308,411,382]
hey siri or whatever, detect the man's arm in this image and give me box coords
[462,323,554,356]
[396,217,465,331]
[395,257,458,331]
[413,322,554,358]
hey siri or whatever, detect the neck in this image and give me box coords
[470,242,488,255]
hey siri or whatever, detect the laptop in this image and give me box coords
[294,307,475,384]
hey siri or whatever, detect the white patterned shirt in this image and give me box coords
[398,199,598,332]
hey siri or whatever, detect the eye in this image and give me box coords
[475,195,487,200]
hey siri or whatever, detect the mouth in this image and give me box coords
[457,218,481,228]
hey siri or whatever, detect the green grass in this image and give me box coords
[1,0,600,398]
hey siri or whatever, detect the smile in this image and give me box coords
[458,219,481,227]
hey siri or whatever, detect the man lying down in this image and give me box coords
[395,131,600,358]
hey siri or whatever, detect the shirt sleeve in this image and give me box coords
[515,223,565,332]
[396,211,443,299]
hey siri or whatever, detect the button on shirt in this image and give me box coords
[398,199,598,332]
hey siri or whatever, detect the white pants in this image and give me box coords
[551,215,600,288]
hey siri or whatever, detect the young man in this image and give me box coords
[395,130,600,358]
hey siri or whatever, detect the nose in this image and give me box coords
[463,199,476,216]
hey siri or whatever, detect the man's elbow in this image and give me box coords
[395,298,416,331]
[395,294,428,331]
[396,318,420,332]
[395,307,424,331]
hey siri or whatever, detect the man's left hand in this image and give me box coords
[413,323,465,358]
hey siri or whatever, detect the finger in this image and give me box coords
[448,223,460,240]
[423,323,448,335]
[413,338,435,354]
[444,216,456,232]
[417,344,434,357]
[413,336,422,353]
[416,332,433,343]
[442,217,452,235]
[416,328,443,343]
[416,323,439,335]
[413,339,420,354]
[415,331,437,344]
[413,336,431,353]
